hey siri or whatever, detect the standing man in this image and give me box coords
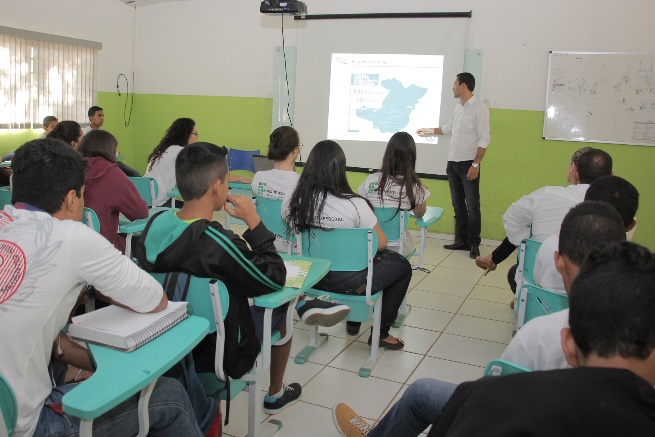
[83,105,104,134]
[417,72,490,258]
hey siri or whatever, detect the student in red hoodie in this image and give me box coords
[78,130,148,253]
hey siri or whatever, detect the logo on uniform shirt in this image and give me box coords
[367,182,378,194]
[257,182,266,196]
[0,240,26,304]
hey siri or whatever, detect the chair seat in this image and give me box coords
[305,288,382,323]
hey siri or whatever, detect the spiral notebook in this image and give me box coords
[68,301,189,352]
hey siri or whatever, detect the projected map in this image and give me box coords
[328,54,443,143]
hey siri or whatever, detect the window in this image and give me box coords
[0,26,101,129]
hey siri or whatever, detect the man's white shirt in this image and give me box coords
[441,95,490,162]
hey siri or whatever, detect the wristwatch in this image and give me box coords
[471,163,480,168]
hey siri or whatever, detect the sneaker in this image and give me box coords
[332,403,373,437]
[263,382,302,414]
[296,295,350,327]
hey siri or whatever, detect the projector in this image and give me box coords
[260,0,307,16]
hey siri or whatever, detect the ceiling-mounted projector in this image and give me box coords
[260,0,307,16]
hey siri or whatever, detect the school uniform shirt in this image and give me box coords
[503,184,589,245]
[145,145,184,207]
[282,192,378,230]
[0,205,163,437]
[358,172,430,255]
[500,309,570,371]
[533,235,566,294]
[441,95,491,162]
[82,126,93,135]
[251,169,300,200]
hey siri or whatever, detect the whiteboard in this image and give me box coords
[544,52,655,146]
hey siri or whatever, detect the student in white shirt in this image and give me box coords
[0,139,212,437]
[283,140,412,348]
[534,175,639,293]
[358,131,430,256]
[146,117,199,207]
[501,201,626,370]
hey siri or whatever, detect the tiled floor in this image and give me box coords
[220,225,515,437]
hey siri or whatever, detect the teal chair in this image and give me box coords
[0,374,16,437]
[255,197,295,254]
[294,228,383,377]
[515,238,542,291]
[483,359,531,376]
[82,207,100,233]
[0,189,12,210]
[373,206,444,328]
[223,182,254,231]
[516,283,569,331]
[150,272,298,437]
[128,176,163,209]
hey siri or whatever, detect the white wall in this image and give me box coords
[133,0,655,110]
[1,0,136,94]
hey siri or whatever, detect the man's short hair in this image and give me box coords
[456,72,475,92]
[569,241,655,360]
[570,146,593,165]
[43,115,58,126]
[585,176,639,230]
[576,148,612,184]
[175,142,229,201]
[558,201,626,266]
[88,106,103,118]
[11,139,88,213]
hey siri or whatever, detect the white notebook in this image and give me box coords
[68,301,189,352]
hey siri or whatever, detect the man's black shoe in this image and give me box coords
[469,245,480,259]
[444,241,470,251]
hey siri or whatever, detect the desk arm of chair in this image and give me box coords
[252,287,303,309]
[411,206,444,227]
[118,218,149,234]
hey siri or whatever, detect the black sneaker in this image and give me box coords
[263,382,302,414]
[296,295,350,327]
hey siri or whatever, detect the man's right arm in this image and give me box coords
[71,225,166,313]
[502,188,545,245]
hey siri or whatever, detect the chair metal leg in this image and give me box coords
[125,233,133,259]
[392,295,411,328]
[247,380,262,437]
[294,325,329,364]
[79,420,93,437]
[360,298,384,377]
[136,380,157,437]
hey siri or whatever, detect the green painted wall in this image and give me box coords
[2,95,653,249]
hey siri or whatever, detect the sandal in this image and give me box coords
[367,334,405,350]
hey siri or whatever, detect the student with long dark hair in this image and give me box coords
[47,120,83,149]
[79,130,148,253]
[283,140,411,347]
[359,131,430,255]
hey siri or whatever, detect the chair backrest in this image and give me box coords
[128,176,159,207]
[516,238,542,287]
[0,373,17,437]
[227,149,260,173]
[516,283,569,330]
[373,207,408,242]
[483,359,531,376]
[82,207,101,233]
[255,197,296,243]
[0,190,11,210]
[299,227,377,272]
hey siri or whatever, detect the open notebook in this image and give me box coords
[284,259,312,288]
[68,301,189,352]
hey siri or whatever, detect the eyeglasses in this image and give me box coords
[191,131,199,138]
[298,143,303,149]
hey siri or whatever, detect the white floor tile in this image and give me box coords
[444,314,514,344]
[426,267,483,284]
[427,333,507,367]
[408,290,465,313]
[468,284,514,304]
[402,306,454,332]
[391,325,442,355]
[273,401,336,437]
[477,273,512,289]
[302,367,403,420]
[408,356,483,385]
[413,277,476,297]
[289,327,353,365]
[458,299,516,323]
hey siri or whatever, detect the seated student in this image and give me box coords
[251,126,301,251]
[78,130,149,253]
[0,139,213,437]
[428,241,655,436]
[534,175,639,293]
[38,115,58,139]
[47,120,84,149]
[475,146,591,275]
[136,142,345,414]
[501,201,626,370]
[283,140,412,345]
[335,240,655,437]
[358,131,430,257]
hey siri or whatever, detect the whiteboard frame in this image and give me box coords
[543,51,655,146]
